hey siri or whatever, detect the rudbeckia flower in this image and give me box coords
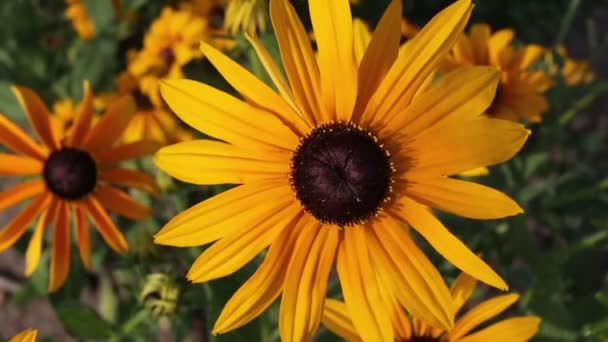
[322,273,541,342]
[0,82,160,291]
[445,23,553,122]
[65,0,95,41]
[155,0,529,340]
[8,329,37,342]
[128,7,207,106]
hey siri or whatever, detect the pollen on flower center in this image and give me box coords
[290,122,393,226]
[43,147,97,199]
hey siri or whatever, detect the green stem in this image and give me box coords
[555,0,581,46]
[559,81,608,126]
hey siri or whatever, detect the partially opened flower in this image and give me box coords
[155,0,529,340]
[0,82,160,291]
[548,46,595,86]
[8,329,37,342]
[445,23,553,122]
[128,7,207,106]
[322,273,541,342]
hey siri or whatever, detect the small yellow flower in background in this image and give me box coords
[224,0,268,36]
[140,273,180,317]
[445,23,553,123]
[154,0,530,340]
[8,329,37,342]
[547,46,595,86]
[65,0,95,41]
[322,272,541,342]
[128,7,207,107]
[115,72,193,145]
[0,81,160,291]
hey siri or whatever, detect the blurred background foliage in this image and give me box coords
[0,0,607,341]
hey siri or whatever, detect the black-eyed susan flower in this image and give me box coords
[322,272,541,342]
[224,0,268,36]
[8,329,37,342]
[0,82,160,291]
[155,0,529,340]
[445,23,553,123]
[65,0,95,41]
[547,46,595,86]
[128,7,207,107]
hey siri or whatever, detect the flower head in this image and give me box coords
[322,273,541,342]
[548,46,595,86]
[445,23,553,122]
[0,82,160,291]
[155,0,529,340]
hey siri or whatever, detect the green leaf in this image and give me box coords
[56,304,115,339]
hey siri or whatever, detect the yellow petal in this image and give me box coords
[404,177,523,219]
[94,184,150,220]
[67,80,94,147]
[0,154,42,176]
[469,23,491,64]
[404,117,530,177]
[8,329,38,342]
[94,140,160,166]
[449,293,519,340]
[0,192,51,252]
[160,79,299,151]
[380,66,499,138]
[155,181,291,247]
[279,223,339,342]
[82,196,128,253]
[25,209,50,276]
[154,139,290,185]
[321,299,363,342]
[83,95,136,151]
[393,196,508,290]
[75,206,92,270]
[245,34,301,118]
[0,180,45,211]
[361,0,472,127]
[352,19,371,64]
[488,29,515,66]
[353,0,401,120]
[369,217,454,329]
[187,204,301,282]
[49,201,71,292]
[12,85,60,150]
[99,168,160,196]
[200,42,309,136]
[450,272,478,314]
[337,227,394,342]
[456,316,541,342]
[212,217,304,333]
[270,0,326,124]
[309,0,357,121]
[0,114,46,160]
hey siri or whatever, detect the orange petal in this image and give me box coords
[66,81,95,147]
[450,272,478,314]
[49,201,71,292]
[94,140,160,165]
[0,179,45,211]
[0,192,51,252]
[279,222,339,342]
[25,208,50,276]
[213,216,305,334]
[82,196,128,253]
[0,114,46,160]
[321,299,363,342]
[0,154,43,176]
[449,293,519,339]
[83,95,136,151]
[337,227,394,342]
[94,184,150,220]
[75,206,92,270]
[11,85,60,150]
[99,168,160,196]
[457,316,541,342]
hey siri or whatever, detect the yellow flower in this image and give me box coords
[224,0,268,36]
[548,46,595,86]
[65,0,95,41]
[128,7,207,106]
[0,82,160,291]
[446,23,553,122]
[116,72,193,145]
[155,0,529,340]
[9,329,37,342]
[322,273,541,341]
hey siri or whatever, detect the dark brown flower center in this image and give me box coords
[43,148,97,199]
[159,47,175,66]
[290,122,392,226]
[406,337,440,342]
[133,89,154,110]
[209,5,225,29]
